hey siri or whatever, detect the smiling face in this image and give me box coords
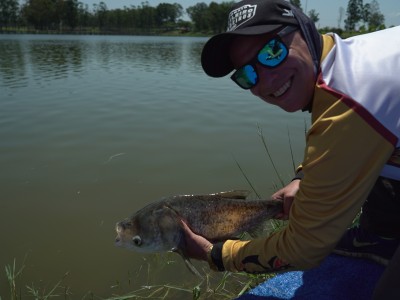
[229,30,315,112]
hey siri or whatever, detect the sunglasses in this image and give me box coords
[230,26,298,90]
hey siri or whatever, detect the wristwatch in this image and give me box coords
[206,243,225,271]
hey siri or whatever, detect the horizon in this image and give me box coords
[77,0,400,28]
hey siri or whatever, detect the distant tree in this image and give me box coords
[63,0,78,29]
[186,2,209,32]
[208,1,232,33]
[362,2,371,26]
[364,0,385,30]
[308,9,319,24]
[77,2,91,28]
[53,0,63,29]
[93,1,108,29]
[23,0,57,29]
[344,0,363,31]
[126,6,140,28]
[176,19,191,31]
[155,2,182,26]
[289,0,302,11]
[107,8,124,29]
[0,0,19,28]
[137,1,156,29]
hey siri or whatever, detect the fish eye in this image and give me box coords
[132,235,142,246]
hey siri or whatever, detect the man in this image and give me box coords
[181,0,400,278]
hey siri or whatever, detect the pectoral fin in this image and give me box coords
[157,211,202,278]
[171,247,203,278]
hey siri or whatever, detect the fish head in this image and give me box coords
[115,204,181,253]
[114,216,162,252]
[115,217,144,251]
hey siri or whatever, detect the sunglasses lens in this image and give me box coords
[258,39,288,67]
[232,65,257,89]
[231,37,289,90]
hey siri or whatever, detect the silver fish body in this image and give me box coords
[115,190,282,255]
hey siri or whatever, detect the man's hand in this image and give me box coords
[272,179,300,219]
[179,220,213,261]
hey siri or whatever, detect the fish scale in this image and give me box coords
[169,197,280,240]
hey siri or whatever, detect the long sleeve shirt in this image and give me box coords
[216,26,400,273]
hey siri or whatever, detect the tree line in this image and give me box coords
[0,0,387,34]
[288,0,385,33]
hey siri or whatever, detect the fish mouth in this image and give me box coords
[114,223,143,249]
[114,233,134,249]
[114,230,124,247]
[115,235,122,246]
[115,222,129,247]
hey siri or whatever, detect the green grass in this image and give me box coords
[105,251,280,299]
[1,257,276,300]
[100,268,275,299]
[235,123,303,197]
[5,258,25,300]
[3,258,71,300]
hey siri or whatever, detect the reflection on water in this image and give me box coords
[0,40,28,88]
[0,35,203,89]
[0,34,308,298]
[29,41,84,82]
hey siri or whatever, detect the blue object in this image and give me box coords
[237,254,385,299]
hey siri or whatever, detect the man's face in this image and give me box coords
[229,30,315,112]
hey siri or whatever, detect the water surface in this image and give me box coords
[0,34,308,298]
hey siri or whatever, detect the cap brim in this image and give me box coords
[201,24,282,77]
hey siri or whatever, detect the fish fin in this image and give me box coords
[246,200,284,238]
[171,247,203,278]
[247,218,282,238]
[211,190,251,199]
[247,225,265,238]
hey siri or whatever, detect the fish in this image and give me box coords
[115,190,283,276]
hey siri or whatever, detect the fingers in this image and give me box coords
[179,219,196,241]
[179,219,212,261]
[271,189,284,200]
[271,188,291,217]
[180,219,199,239]
[271,180,300,219]
[179,219,190,231]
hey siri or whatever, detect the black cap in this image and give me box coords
[201,0,299,77]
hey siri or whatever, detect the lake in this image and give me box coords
[0,34,308,298]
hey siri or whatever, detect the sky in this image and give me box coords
[80,0,400,28]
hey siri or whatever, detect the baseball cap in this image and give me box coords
[201,0,299,77]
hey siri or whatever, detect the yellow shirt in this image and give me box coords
[220,29,399,273]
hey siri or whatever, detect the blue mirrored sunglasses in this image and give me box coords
[230,26,298,90]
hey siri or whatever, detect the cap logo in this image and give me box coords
[282,8,294,17]
[227,4,257,31]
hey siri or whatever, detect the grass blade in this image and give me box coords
[257,124,285,188]
[287,126,296,173]
[233,155,261,199]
